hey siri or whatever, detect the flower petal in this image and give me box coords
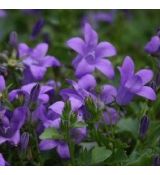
[67,37,85,55]
[96,58,114,79]
[31,43,48,59]
[118,56,135,84]
[75,59,95,78]
[95,41,116,58]
[29,65,46,80]
[18,43,30,58]
[78,74,96,90]
[49,101,65,115]
[57,142,70,159]
[0,75,5,92]
[42,56,61,67]
[136,69,153,85]
[144,36,160,55]
[136,86,156,101]
[125,75,143,93]
[39,140,58,150]
[100,84,117,104]
[84,23,98,47]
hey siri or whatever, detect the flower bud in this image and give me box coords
[9,31,18,48]
[139,116,149,139]
[20,132,29,151]
[30,83,40,103]
[31,18,45,39]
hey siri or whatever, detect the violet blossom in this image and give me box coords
[145,35,160,57]
[0,106,27,145]
[67,23,116,78]
[0,153,6,166]
[0,75,5,93]
[9,82,54,104]
[116,56,156,105]
[18,43,61,83]
[60,74,96,111]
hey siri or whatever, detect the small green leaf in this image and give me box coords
[72,121,87,128]
[91,146,112,164]
[39,128,63,140]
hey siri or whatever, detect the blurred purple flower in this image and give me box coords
[67,23,116,78]
[0,10,7,18]
[0,107,27,145]
[0,75,5,92]
[18,43,61,83]
[103,107,119,125]
[116,56,156,105]
[31,18,45,39]
[0,153,6,166]
[145,35,160,57]
[153,155,160,166]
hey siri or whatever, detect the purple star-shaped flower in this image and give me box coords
[0,153,6,166]
[0,106,27,145]
[116,56,156,105]
[67,23,116,78]
[60,74,96,111]
[18,43,61,83]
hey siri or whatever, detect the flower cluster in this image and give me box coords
[0,22,158,166]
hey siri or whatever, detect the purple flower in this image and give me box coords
[39,140,70,159]
[0,153,6,166]
[18,43,61,83]
[0,106,27,145]
[0,75,5,92]
[9,31,18,49]
[0,10,7,18]
[9,82,54,104]
[60,74,96,111]
[67,23,116,78]
[153,155,160,166]
[145,35,160,57]
[31,18,45,39]
[116,56,156,105]
[100,84,117,104]
[103,107,119,125]
[93,11,116,24]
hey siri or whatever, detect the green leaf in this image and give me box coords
[117,118,139,137]
[91,146,112,164]
[72,121,87,128]
[39,128,63,140]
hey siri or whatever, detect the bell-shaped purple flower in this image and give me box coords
[0,106,27,145]
[18,43,61,83]
[67,23,116,78]
[116,56,156,105]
